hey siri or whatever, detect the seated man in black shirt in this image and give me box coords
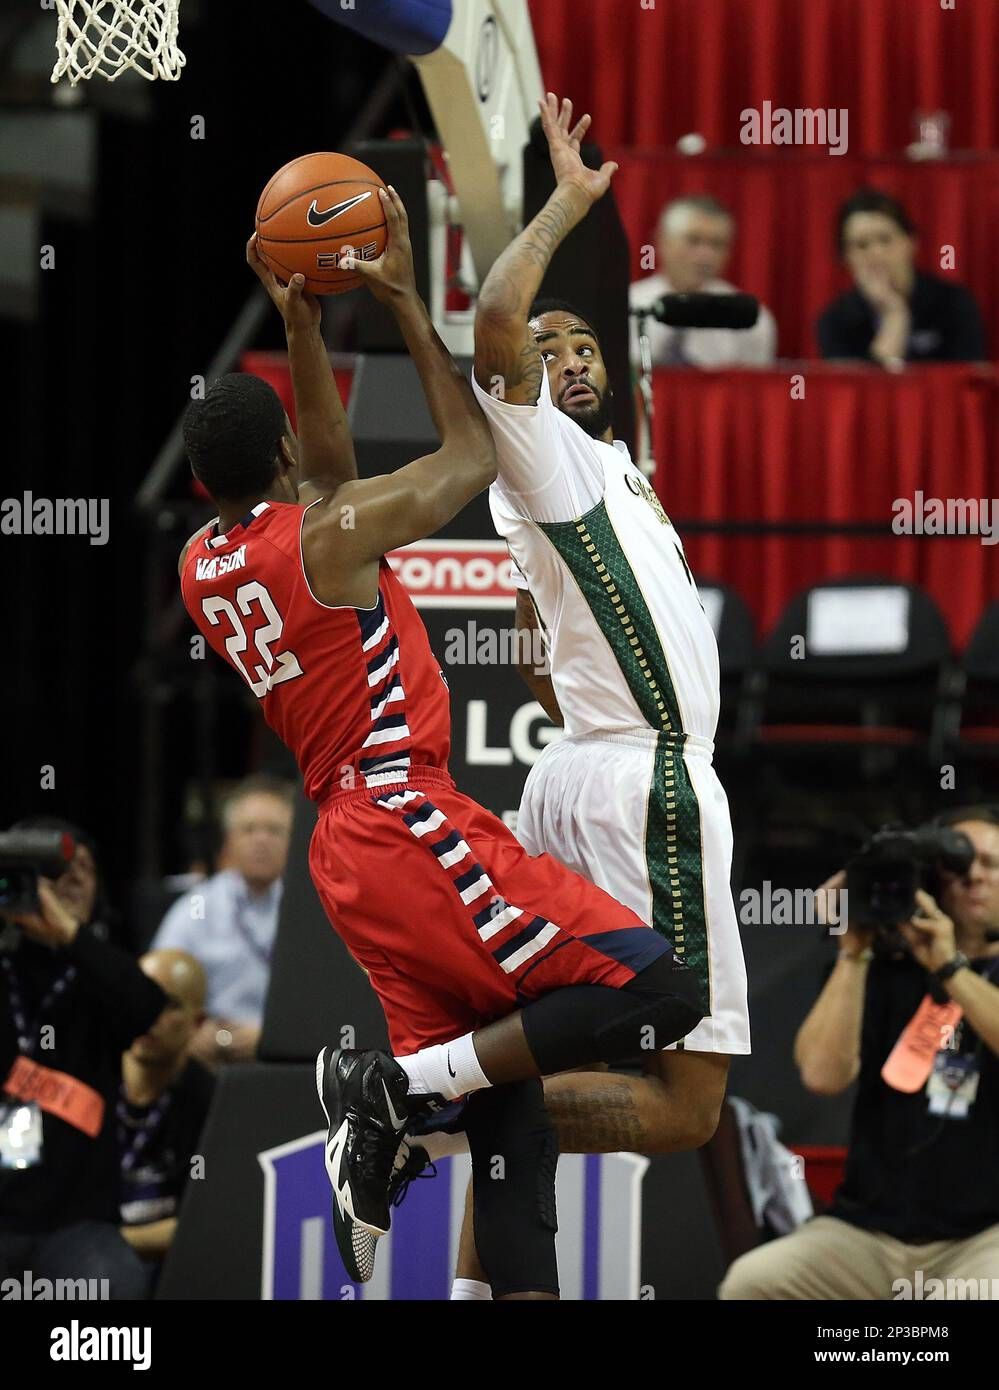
[720,805,999,1300]
[0,819,166,1299]
[119,949,215,1279]
[817,189,986,367]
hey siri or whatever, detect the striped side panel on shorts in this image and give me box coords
[372,788,565,982]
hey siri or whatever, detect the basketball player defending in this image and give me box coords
[178,189,703,1298]
[448,93,752,1292]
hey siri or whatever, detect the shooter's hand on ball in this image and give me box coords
[342,186,416,305]
[246,232,321,332]
[538,91,617,207]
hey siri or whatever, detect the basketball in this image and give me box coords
[255,152,387,296]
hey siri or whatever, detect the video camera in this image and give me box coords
[845,823,975,940]
[0,828,75,916]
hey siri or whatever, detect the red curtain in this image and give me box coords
[651,365,999,648]
[610,152,999,361]
[529,0,999,157]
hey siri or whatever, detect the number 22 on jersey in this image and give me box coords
[202,580,303,699]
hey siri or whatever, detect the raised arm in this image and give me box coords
[899,889,999,1058]
[793,872,871,1095]
[473,93,617,405]
[246,234,357,499]
[8,881,167,1052]
[302,187,496,596]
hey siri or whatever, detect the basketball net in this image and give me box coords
[50,0,185,85]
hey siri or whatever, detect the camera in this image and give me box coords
[845,824,975,938]
[0,828,76,916]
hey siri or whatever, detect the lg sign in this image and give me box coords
[387,540,518,608]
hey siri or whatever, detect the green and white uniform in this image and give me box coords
[472,368,750,1054]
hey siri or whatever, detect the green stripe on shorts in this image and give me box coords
[645,733,710,1013]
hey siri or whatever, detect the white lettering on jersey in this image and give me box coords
[195,544,246,581]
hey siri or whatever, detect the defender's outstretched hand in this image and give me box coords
[538,91,617,206]
[342,186,417,305]
[247,233,321,332]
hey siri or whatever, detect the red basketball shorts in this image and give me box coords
[309,768,671,1054]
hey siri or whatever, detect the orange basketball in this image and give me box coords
[255,152,387,296]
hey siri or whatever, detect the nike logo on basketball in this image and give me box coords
[306,191,372,227]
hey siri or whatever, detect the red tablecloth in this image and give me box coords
[610,151,999,361]
[529,0,999,158]
[652,365,999,647]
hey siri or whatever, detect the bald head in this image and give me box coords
[140,948,207,1011]
[656,196,735,293]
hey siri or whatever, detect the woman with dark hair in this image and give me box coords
[817,189,986,367]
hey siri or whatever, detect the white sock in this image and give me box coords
[395,1032,490,1101]
[451,1278,492,1301]
[418,1129,471,1162]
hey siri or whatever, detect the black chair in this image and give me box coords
[946,601,999,770]
[749,577,954,774]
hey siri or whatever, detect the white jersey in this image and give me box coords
[472,368,721,742]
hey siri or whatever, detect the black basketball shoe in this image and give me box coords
[336,1139,437,1284]
[315,1046,440,1279]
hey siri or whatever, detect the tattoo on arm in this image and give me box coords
[476,190,581,404]
[515,199,577,271]
[475,309,544,401]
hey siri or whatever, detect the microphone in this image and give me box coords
[631,292,760,330]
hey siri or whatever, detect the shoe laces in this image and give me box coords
[354,1120,404,1193]
[389,1143,437,1209]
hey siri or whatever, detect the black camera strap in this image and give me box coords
[0,954,77,1059]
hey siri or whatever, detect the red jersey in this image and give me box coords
[181,499,451,800]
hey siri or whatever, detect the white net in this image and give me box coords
[51,0,185,85]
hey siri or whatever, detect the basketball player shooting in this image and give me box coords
[447,92,752,1293]
[177,184,704,1299]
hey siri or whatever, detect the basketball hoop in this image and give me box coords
[50,0,185,85]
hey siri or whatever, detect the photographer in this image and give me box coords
[720,805,999,1300]
[0,818,167,1298]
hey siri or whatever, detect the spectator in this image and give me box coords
[817,189,986,367]
[152,776,294,1068]
[719,806,999,1300]
[629,195,777,367]
[119,949,215,1288]
[0,818,166,1299]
